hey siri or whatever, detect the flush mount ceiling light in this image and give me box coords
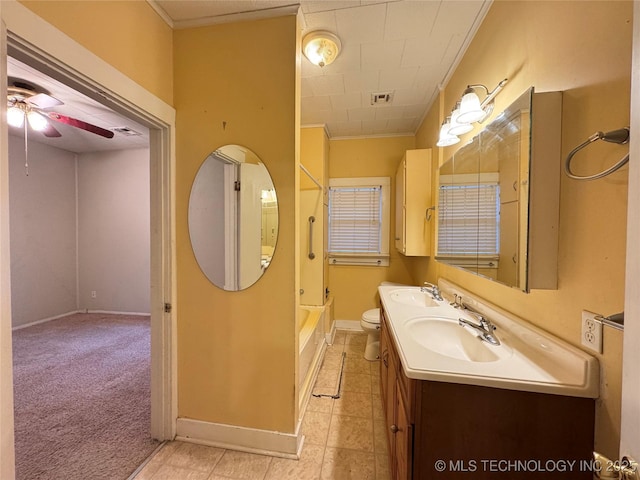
[302,31,341,68]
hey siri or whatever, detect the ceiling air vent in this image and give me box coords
[370,91,394,106]
[112,126,142,136]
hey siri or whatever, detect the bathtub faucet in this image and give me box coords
[421,282,443,301]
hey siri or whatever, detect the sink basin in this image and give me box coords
[404,317,513,363]
[389,288,439,307]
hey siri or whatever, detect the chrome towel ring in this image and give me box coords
[564,127,630,181]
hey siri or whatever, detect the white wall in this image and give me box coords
[9,136,150,326]
[78,148,150,313]
[9,136,77,326]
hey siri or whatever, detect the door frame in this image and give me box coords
[0,3,177,476]
[620,0,640,461]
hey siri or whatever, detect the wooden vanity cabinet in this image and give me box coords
[380,306,596,480]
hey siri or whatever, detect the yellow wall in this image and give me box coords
[328,135,416,321]
[413,0,632,457]
[174,15,299,433]
[19,0,173,105]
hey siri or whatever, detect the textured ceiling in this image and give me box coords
[6,1,489,154]
[154,0,490,138]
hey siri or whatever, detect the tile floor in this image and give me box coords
[134,331,390,480]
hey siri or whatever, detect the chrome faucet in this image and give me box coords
[458,311,501,346]
[420,281,443,301]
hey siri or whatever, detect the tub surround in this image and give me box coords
[298,305,326,412]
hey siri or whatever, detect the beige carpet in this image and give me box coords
[12,313,159,480]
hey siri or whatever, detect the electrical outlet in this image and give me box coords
[581,310,603,353]
[91,290,97,299]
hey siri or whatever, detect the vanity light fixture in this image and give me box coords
[436,117,460,147]
[457,78,509,124]
[302,31,341,67]
[448,101,474,136]
[436,78,508,148]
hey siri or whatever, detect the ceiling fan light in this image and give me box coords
[302,31,341,67]
[27,111,48,131]
[457,89,486,124]
[7,106,25,128]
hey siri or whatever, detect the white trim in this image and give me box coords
[2,0,177,446]
[325,320,337,345]
[11,311,81,331]
[145,0,174,29]
[334,320,364,332]
[175,418,303,459]
[0,9,16,479]
[168,4,299,30]
[301,123,330,139]
[330,133,415,141]
[85,310,151,316]
[11,310,152,331]
[620,0,640,459]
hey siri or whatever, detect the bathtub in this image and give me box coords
[299,305,325,410]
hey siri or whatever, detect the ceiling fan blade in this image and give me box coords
[47,112,114,139]
[28,93,63,109]
[42,123,62,138]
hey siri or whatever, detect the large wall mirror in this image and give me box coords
[437,87,561,292]
[189,145,278,291]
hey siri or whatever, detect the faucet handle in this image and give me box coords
[466,310,490,325]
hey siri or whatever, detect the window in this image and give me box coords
[437,175,500,266]
[328,177,390,266]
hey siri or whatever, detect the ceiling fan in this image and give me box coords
[7,77,114,139]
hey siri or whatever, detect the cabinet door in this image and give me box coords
[395,382,413,480]
[380,320,398,456]
[380,317,390,403]
[396,149,432,256]
[394,158,406,253]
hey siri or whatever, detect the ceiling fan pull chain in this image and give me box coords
[23,119,29,176]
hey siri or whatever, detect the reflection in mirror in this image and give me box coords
[189,145,278,291]
[437,88,532,290]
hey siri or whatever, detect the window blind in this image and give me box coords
[438,183,500,256]
[328,185,383,254]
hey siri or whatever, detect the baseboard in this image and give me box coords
[334,319,364,332]
[175,417,303,459]
[12,310,82,331]
[86,310,151,316]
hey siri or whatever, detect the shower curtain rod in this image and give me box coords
[300,164,323,190]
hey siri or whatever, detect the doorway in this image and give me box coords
[0,4,176,479]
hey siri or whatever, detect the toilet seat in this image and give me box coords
[362,308,380,325]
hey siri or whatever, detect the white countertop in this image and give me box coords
[378,283,600,398]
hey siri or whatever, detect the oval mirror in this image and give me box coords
[188,145,278,291]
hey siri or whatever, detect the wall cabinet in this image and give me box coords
[380,307,596,480]
[394,149,432,256]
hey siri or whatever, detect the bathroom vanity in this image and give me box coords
[378,282,598,480]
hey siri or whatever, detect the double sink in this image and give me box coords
[379,282,599,398]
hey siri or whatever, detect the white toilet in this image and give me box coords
[361,282,404,361]
[361,308,381,361]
